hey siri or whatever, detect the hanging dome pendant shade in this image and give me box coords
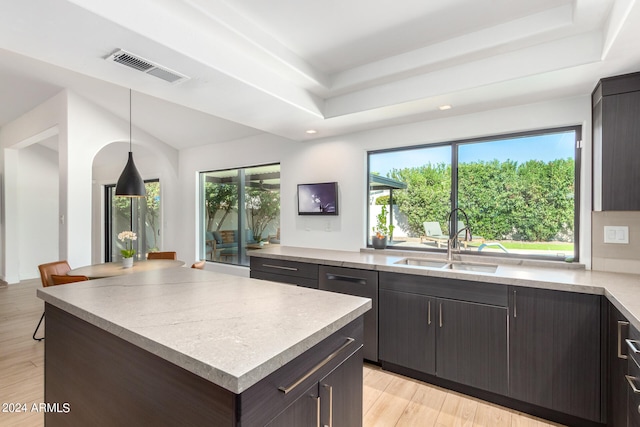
[115,152,146,197]
[115,89,146,197]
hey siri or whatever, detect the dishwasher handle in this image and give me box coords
[324,273,367,285]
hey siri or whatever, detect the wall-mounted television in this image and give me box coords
[297,182,339,215]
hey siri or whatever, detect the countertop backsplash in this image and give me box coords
[592,211,640,275]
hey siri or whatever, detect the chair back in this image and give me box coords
[38,261,71,287]
[191,261,206,269]
[51,274,89,285]
[423,222,444,237]
[147,251,177,260]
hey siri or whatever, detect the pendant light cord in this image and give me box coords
[129,88,132,153]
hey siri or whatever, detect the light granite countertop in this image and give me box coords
[36,267,371,394]
[249,246,640,331]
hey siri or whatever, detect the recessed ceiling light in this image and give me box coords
[439,105,452,111]
[305,129,317,134]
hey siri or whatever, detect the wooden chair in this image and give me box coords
[147,251,177,260]
[191,261,206,269]
[34,261,88,341]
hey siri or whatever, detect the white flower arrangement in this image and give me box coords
[118,231,137,258]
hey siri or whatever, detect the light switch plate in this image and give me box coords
[604,226,629,244]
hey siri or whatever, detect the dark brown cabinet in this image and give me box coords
[250,257,318,288]
[609,303,629,427]
[509,286,602,423]
[436,298,507,395]
[627,325,640,427]
[592,71,640,210]
[267,348,363,427]
[379,272,509,395]
[379,289,436,375]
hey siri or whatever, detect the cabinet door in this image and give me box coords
[627,325,640,427]
[601,91,640,210]
[436,298,508,395]
[609,303,629,427]
[379,289,436,375]
[319,347,364,427]
[266,383,319,427]
[509,287,601,422]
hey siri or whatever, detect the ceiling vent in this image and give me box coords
[106,49,189,84]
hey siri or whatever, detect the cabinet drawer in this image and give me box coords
[238,317,363,427]
[629,362,640,427]
[250,258,319,288]
[380,271,508,307]
[628,324,640,427]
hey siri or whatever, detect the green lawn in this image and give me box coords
[470,241,573,251]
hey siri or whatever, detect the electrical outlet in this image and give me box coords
[604,226,629,244]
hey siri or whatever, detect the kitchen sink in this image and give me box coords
[445,261,498,273]
[394,258,498,273]
[394,258,449,268]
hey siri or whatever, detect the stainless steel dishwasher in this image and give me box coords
[319,265,378,362]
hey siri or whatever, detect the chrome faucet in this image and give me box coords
[446,208,472,261]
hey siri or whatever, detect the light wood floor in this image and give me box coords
[0,279,563,427]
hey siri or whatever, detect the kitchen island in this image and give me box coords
[37,267,370,426]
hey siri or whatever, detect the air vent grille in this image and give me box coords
[106,49,188,84]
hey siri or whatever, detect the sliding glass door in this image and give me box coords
[105,180,161,262]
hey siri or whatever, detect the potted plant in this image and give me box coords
[372,205,394,249]
[118,231,137,268]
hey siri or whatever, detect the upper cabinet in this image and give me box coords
[592,71,640,211]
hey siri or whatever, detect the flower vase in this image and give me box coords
[122,257,134,268]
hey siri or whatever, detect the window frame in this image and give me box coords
[199,162,281,267]
[367,125,582,262]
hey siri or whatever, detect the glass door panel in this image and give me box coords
[105,180,161,262]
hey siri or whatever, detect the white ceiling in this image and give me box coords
[1,0,640,150]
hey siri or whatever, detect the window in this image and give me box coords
[105,180,161,262]
[199,164,280,267]
[368,127,580,260]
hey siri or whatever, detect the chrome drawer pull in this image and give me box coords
[323,384,333,427]
[626,375,640,394]
[627,339,640,354]
[278,337,355,394]
[619,321,629,359]
[263,264,298,271]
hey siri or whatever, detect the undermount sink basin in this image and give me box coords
[394,258,449,268]
[445,262,498,273]
[394,258,498,273]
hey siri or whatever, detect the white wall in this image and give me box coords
[0,91,67,284]
[18,142,59,279]
[179,95,593,270]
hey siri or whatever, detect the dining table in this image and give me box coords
[67,259,185,279]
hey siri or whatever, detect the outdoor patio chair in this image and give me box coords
[420,222,449,248]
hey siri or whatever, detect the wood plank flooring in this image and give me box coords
[0,279,563,427]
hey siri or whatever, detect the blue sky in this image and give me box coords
[370,131,575,177]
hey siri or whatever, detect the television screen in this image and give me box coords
[297,182,338,215]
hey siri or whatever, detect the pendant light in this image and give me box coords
[115,89,146,197]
